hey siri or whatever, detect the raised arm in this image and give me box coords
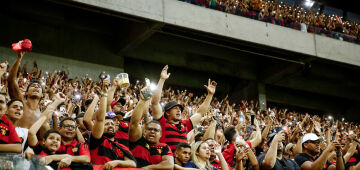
[334,141,345,170]
[344,142,357,163]
[203,118,216,140]
[249,118,262,148]
[262,118,273,140]
[7,52,25,101]
[91,79,108,139]
[294,135,303,155]
[300,142,335,170]
[28,93,65,146]
[129,88,151,142]
[215,143,229,170]
[0,61,8,83]
[151,65,171,120]
[190,79,217,127]
[262,132,284,170]
[107,77,120,112]
[83,95,99,131]
[248,148,260,170]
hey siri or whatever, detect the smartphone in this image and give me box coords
[142,78,151,98]
[213,116,222,129]
[251,113,255,125]
[274,126,283,133]
[330,119,334,126]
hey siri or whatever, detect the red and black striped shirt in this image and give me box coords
[58,139,90,157]
[115,117,131,147]
[157,116,193,154]
[90,135,135,165]
[130,136,172,168]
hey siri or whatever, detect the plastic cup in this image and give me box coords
[116,73,130,88]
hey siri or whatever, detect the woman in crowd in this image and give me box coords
[185,141,229,170]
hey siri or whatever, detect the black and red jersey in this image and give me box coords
[157,116,193,154]
[130,136,172,168]
[0,114,21,144]
[115,117,131,147]
[90,135,135,165]
[58,139,90,157]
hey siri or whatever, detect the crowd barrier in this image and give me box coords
[0,154,145,170]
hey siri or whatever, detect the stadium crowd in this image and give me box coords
[179,0,360,44]
[1,49,360,170]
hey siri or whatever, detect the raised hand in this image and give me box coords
[160,65,171,80]
[273,131,285,144]
[204,79,217,95]
[55,92,66,103]
[139,87,152,100]
[214,142,222,154]
[102,78,110,94]
[0,61,8,75]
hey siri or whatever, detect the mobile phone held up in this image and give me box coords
[251,113,256,126]
[142,78,151,98]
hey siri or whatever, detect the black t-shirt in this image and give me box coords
[295,153,333,170]
[257,153,301,170]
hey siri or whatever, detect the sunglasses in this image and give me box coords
[307,140,320,145]
[63,124,77,129]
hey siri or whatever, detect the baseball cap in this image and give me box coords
[164,101,183,112]
[111,98,126,108]
[106,112,117,118]
[285,143,295,153]
[302,133,320,144]
[266,132,277,145]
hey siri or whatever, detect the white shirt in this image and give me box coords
[15,127,28,152]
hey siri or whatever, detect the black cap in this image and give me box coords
[85,99,93,106]
[164,101,183,112]
[118,98,126,106]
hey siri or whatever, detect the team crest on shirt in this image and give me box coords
[0,126,8,136]
[72,147,78,153]
[157,147,163,154]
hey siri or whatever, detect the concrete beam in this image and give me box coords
[127,44,257,80]
[118,21,164,54]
